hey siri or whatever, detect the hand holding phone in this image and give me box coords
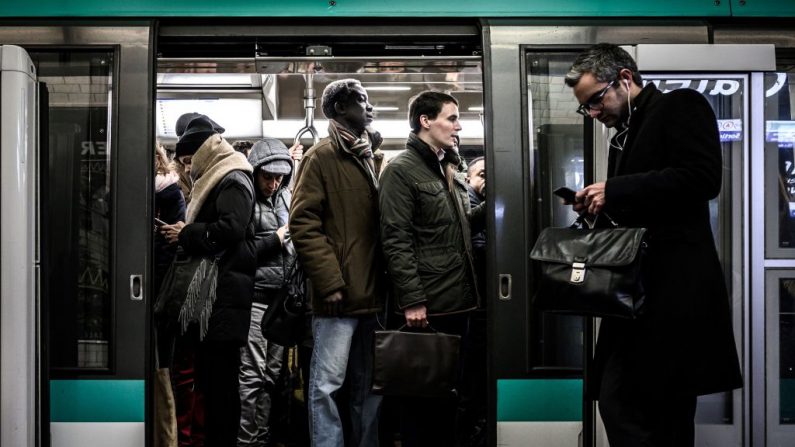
[553,187,577,204]
[154,217,167,227]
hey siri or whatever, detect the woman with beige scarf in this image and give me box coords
[161,115,256,447]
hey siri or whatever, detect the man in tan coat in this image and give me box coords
[289,79,385,447]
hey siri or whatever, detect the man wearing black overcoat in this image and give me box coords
[564,43,742,446]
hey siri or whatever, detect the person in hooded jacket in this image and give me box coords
[161,115,256,447]
[237,137,295,447]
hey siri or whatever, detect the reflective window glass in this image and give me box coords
[526,52,585,370]
[765,73,795,250]
[31,51,113,371]
[780,279,795,424]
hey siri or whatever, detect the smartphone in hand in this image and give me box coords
[553,187,577,204]
[154,217,167,227]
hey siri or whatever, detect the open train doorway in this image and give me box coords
[154,22,486,447]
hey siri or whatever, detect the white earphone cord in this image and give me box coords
[610,78,633,151]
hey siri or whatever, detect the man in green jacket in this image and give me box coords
[379,90,484,447]
[289,79,385,447]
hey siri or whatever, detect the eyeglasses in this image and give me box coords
[576,80,615,117]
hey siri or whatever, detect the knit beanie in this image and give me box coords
[175,112,225,137]
[175,116,219,158]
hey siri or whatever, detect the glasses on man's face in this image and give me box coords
[576,80,615,117]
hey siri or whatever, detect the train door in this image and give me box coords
[483,22,774,447]
[483,27,599,446]
[156,22,485,446]
[0,26,153,447]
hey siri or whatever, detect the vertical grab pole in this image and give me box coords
[292,70,320,186]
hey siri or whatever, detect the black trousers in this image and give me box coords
[195,339,242,447]
[458,309,487,446]
[398,313,469,447]
[598,346,697,447]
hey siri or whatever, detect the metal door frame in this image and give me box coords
[0,23,154,446]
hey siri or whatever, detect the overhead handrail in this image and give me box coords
[159,56,482,63]
[294,72,320,147]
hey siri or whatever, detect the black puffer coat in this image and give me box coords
[178,170,256,343]
[247,139,296,299]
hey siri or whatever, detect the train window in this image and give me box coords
[526,52,586,371]
[765,71,795,256]
[156,59,484,163]
[31,50,114,371]
[779,278,795,424]
[766,271,795,443]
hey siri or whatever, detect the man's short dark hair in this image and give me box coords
[321,79,363,119]
[232,140,254,153]
[408,91,459,134]
[564,43,643,88]
[467,156,484,177]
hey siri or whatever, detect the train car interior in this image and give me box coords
[155,25,485,164]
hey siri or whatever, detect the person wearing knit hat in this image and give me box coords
[175,112,225,138]
[175,115,224,160]
[165,114,222,447]
[173,113,224,205]
[160,118,255,447]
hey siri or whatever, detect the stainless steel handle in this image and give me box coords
[498,274,512,301]
[130,274,143,301]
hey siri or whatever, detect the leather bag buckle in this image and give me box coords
[570,262,586,283]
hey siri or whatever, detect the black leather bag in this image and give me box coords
[260,258,308,346]
[371,327,461,397]
[529,222,647,319]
